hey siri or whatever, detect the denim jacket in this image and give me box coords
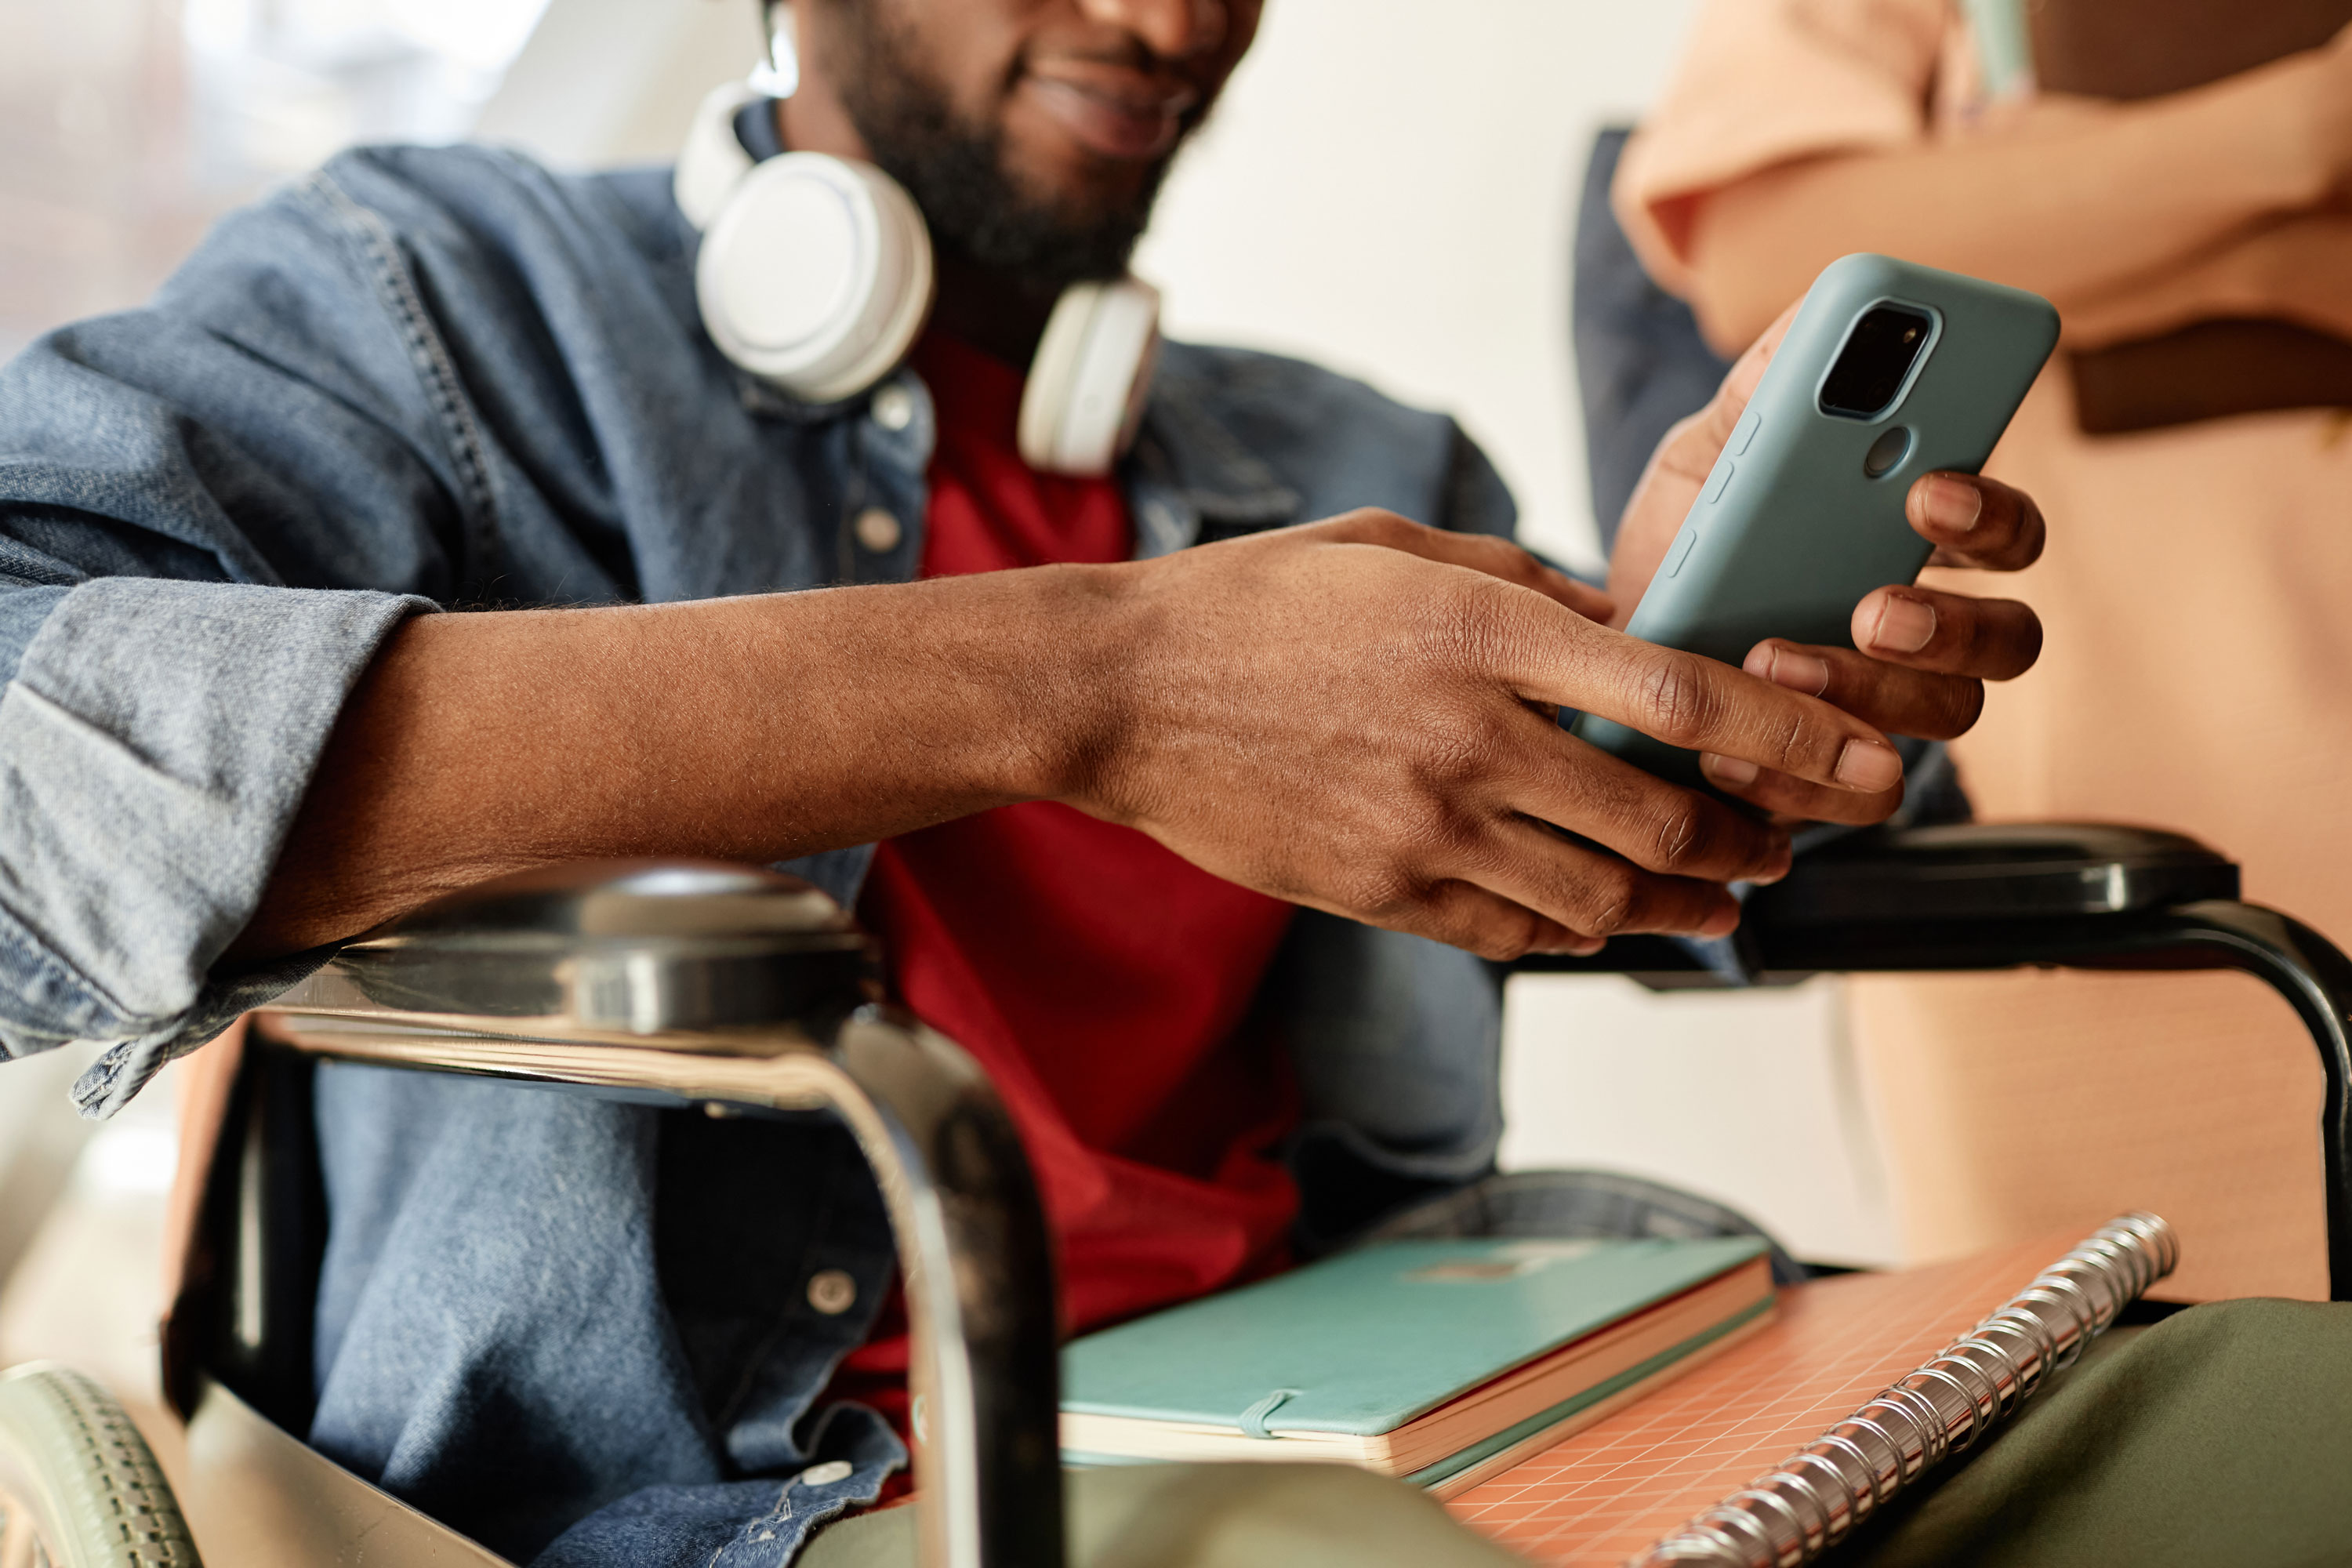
[0,144,1516,1562]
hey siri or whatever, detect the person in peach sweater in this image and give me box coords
[1615,1,2352,1300]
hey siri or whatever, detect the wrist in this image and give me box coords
[982,559,1149,807]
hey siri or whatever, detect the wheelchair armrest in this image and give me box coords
[1511,822,2352,1303]
[1747,822,2239,927]
[1517,822,2241,983]
[282,857,877,1029]
[227,861,1064,1568]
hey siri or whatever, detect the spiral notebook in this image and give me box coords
[1446,1217,2175,1566]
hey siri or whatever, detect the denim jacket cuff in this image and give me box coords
[0,576,431,1115]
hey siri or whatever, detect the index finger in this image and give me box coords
[1302,510,1617,622]
[1527,617,1907,796]
[1909,473,2045,572]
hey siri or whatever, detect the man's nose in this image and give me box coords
[1075,0,1228,60]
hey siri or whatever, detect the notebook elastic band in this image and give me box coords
[1239,1387,1302,1439]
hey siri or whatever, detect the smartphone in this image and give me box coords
[1570,253,2059,788]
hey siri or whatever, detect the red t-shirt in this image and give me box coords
[829,332,1300,1437]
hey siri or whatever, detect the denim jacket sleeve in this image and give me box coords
[0,166,485,1116]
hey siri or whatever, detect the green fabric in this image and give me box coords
[799,1462,1523,1568]
[1849,1299,2352,1568]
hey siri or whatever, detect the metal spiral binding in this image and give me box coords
[1632,1212,2178,1568]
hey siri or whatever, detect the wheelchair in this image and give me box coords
[1,819,2345,1568]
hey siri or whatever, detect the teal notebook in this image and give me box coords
[1062,1236,1773,1490]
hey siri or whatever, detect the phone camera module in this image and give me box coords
[1819,306,1934,420]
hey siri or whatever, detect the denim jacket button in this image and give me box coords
[806,1269,858,1315]
[869,384,916,432]
[852,507,902,554]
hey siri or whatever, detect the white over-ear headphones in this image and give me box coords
[677,67,1163,477]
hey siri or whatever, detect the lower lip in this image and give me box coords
[1023,78,1181,161]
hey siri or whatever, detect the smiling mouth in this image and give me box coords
[1021,66,1200,162]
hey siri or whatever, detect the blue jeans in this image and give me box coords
[310,1066,907,1565]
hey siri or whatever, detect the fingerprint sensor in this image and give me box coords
[1864,426,1915,479]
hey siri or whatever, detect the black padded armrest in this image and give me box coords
[1517,822,2241,984]
[1746,823,2238,927]
[1511,822,2352,1300]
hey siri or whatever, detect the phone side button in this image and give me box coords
[1663,528,1700,578]
[1703,460,1735,504]
[1730,410,1762,455]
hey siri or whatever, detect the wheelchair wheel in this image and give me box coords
[0,1363,199,1568]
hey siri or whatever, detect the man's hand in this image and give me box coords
[1062,510,1920,961]
[1606,307,2045,826]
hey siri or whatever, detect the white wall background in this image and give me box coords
[1137,0,1693,572]
[1499,975,1900,1266]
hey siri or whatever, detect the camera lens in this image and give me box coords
[1819,306,1934,419]
[1863,425,1913,478]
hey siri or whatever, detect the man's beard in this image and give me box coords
[829,7,1196,291]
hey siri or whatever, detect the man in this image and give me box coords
[0,0,2045,1561]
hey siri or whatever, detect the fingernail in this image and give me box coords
[1767,646,1831,694]
[1922,474,1982,534]
[1537,938,1606,957]
[1835,738,1904,792]
[1701,753,1759,786]
[1869,594,1936,654]
[1698,903,1740,938]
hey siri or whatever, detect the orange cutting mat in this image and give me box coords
[1447,1233,2084,1566]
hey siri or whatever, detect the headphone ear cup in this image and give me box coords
[1018,278,1163,477]
[695,153,935,404]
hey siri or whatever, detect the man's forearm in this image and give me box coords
[234,567,1123,958]
[231,502,2045,974]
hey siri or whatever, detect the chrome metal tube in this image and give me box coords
[250,861,1065,1568]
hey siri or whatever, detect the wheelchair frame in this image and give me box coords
[138,824,2352,1568]
[167,862,1064,1568]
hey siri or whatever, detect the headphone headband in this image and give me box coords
[674,82,761,231]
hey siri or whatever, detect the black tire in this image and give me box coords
[0,1363,199,1568]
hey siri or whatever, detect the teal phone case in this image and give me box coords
[1570,253,2058,788]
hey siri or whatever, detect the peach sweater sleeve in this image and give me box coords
[1615,0,1958,297]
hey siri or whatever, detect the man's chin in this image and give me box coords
[997,113,1176,244]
